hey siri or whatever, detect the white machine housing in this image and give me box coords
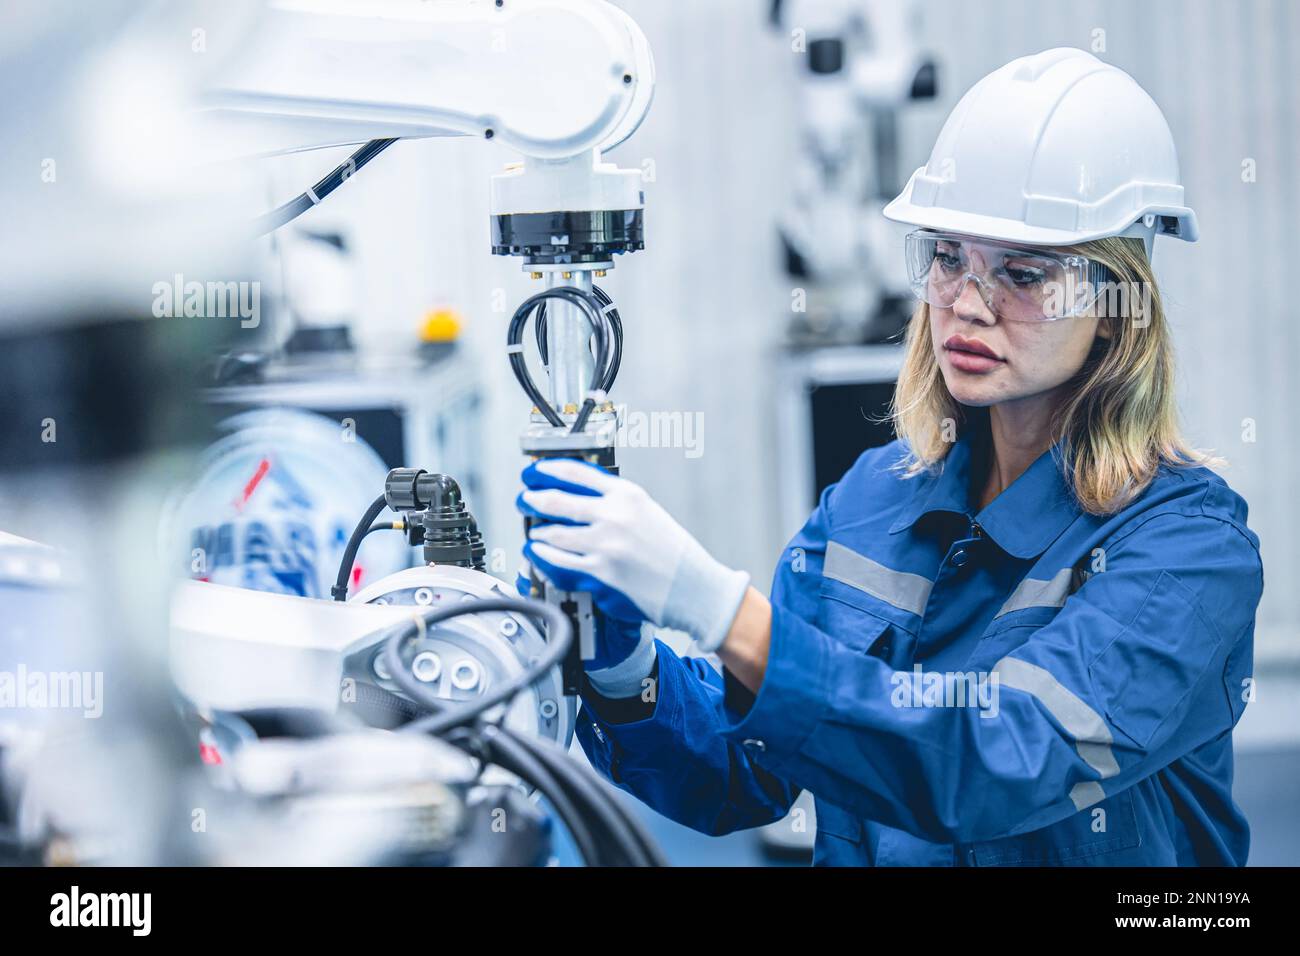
[172,565,576,748]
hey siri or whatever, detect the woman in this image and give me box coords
[517,48,1263,866]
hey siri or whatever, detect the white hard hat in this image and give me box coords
[883,48,1198,256]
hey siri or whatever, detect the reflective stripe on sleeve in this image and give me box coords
[995,567,1075,618]
[824,541,932,617]
[992,656,1118,811]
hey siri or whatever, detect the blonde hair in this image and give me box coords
[889,236,1222,515]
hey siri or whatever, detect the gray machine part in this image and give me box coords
[349,565,577,752]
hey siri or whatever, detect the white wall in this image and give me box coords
[277,0,1298,661]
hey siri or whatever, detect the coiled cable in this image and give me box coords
[507,285,621,432]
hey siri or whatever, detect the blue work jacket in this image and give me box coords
[575,428,1264,865]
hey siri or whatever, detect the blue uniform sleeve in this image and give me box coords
[569,482,846,836]
[574,640,800,835]
[718,506,1264,845]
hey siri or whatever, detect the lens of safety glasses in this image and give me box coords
[904,230,1106,321]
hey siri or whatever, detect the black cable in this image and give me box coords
[559,286,622,433]
[352,683,614,865]
[385,597,572,737]
[508,288,606,427]
[541,730,668,867]
[570,398,598,433]
[509,727,663,867]
[364,520,403,539]
[507,287,614,429]
[354,668,660,865]
[504,729,635,866]
[253,138,398,236]
[378,599,652,862]
[596,286,625,390]
[360,598,663,864]
[332,494,390,602]
[529,725,666,867]
[536,285,624,393]
[479,725,606,866]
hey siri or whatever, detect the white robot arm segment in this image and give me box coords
[201,0,654,162]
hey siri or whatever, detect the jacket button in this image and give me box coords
[951,549,968,567]
[742,738,766,753]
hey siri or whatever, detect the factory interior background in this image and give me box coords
[249,0,1300,865]
[0,0,1296,871]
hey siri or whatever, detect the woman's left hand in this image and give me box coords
[516,561,657,697]
[516,458,750,652]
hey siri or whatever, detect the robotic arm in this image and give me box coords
[176,0,658,705]
[201,0,652,227]
[169,0,657,850]
[188,0,656,641]
[202,0,654,158]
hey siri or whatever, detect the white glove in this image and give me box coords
[519,458,750,653]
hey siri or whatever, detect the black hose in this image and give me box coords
[502,730,634,865]
[332,494,390,602]
[507,287,615,429]
[253,138,398,236]
[536,285,624,393]
[362,599,665,865]
[352,683,616,866]
[594,287,625,393]
[570,397,598,433]
[543,733,668,867]
[508,287,605,427]
[509,728,664,867]
[479,724,606,866]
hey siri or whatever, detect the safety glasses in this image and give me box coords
[903,229,1110,321]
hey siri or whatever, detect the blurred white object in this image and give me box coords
[170,580,416,711]
[884,47,1198,255]
[0,0,261,335]
[279,231,359,336]
[772,0,936,342]
[218,730,473,866]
